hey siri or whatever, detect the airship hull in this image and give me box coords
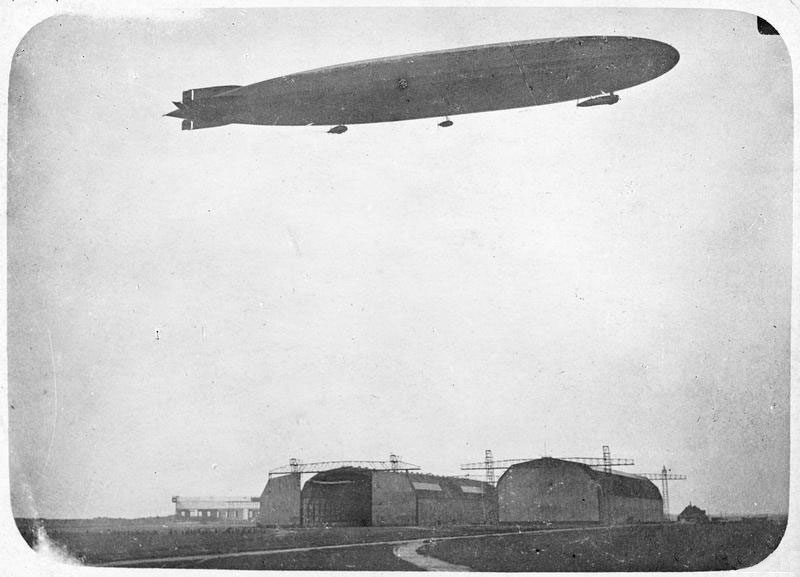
[168,36,679,129]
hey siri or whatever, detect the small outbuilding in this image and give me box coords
[677,503,709,523]
[497,457,663,524]
[172,496,260,521]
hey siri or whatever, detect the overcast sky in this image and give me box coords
[7,7,791,519]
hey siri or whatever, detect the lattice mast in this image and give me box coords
[602,445,612,473]
[484,450,495,485]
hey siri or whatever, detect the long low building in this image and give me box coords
[172,496,260,521]
[260,467,497,527]
[497,458,663,524]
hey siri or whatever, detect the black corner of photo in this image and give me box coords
[757,16,779,35]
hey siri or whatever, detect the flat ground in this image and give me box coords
[16,519,522,565]
[16,518,787,570]
[422,520,787,571]
[138,544,420,571]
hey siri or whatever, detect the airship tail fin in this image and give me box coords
[182,85,242,104]
[181,118,232,131]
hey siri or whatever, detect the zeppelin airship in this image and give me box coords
[166,36,679,133]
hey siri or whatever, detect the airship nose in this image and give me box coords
[663,44,680,71]
[652,40,680,73]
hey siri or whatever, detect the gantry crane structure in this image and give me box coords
[268,454,420,478]
[461,445,635,485]
[638,465,687,519]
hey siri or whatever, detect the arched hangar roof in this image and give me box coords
[305,467,494,497]
[498,457,661,501]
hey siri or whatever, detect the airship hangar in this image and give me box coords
[497,458,663,524]
[260,457,497,527]
[257,449,677,527]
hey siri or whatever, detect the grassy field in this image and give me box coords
[139,545,419,571]
[16,518,787,570]
[15,519,520,565]
[422,519,787,571]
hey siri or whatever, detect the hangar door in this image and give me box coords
[303,475,372,526]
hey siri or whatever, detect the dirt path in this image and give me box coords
[393,540,472,571]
